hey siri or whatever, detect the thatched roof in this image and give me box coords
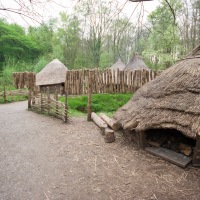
[110,59,126,71]
[36,59,68,86]
[125,53,149,70]
[114,45,200,139]
[186,45,200,58]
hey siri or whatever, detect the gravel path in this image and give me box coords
[0,101,200,200]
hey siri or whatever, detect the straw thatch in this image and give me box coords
[36,59,68,86]
[114,45,200,139]
[110,58,126,71]
[125,53,149,70]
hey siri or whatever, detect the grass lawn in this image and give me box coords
[59,93,133,116]
[0,95,28,104]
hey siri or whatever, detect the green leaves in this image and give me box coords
[0,19,41,65]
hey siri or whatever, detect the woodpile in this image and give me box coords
[13,72,36,89]
[146,130,195,157]
[91,112,120,143]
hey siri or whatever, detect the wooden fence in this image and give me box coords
[30,88,68,122]
[0,86,28,102]
[65,69,160,95]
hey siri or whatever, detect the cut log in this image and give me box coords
[91,112,107,132]
[147,140,160,148]
[179,143,192,156]
[104,128,115,143]
[99,113,121,131]
[147,135,168,148]
[124,120,139,130]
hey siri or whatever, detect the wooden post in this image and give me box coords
[64,89,68,123]
[193,133,200,167]
[28,89,31,109]
[87,71,92,121]
[117,69,120,93]
[3,85,6,102]
[137,131,146,149]
[47,87,50,114]
[54,87,58,114]
[40,89,43,113]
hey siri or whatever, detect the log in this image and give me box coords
[104,128,115,143]
[99,113,121,131]
[124,120,139,130]
[91,112,107,131]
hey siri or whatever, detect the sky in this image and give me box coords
[0,0,160,27]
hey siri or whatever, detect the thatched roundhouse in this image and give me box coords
[114,45,200,166]
[36,59,68,94]
[110,58,126,84]
[110,58,126,71]
[125,53,149,70]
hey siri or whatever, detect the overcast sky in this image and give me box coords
[0,0,160,27]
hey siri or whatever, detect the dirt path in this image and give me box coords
[0,101,200,200]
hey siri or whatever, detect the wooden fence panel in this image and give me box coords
[65,69,160,95]
[0,87,28,102]
[30,88,68,122]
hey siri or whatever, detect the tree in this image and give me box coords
[51,13,81,68]
[0,19,41,70]
[142,0,182,69]
[28,19,55,58]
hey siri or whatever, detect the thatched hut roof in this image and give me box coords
[125,53,149,70]
[36,59,68,86]
[110,58,126,71]
[114,45,200,139]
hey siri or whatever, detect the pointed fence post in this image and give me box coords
[28,89,31,109]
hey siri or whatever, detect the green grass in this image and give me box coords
[0,95,28,104]
[0,86,28,104]
[59,93,133,116]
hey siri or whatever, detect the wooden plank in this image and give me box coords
[193,134,200,167]
[146,147,192,168]
[138,131,146,148]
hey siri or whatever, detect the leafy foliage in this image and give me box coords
[0,0,199,85]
